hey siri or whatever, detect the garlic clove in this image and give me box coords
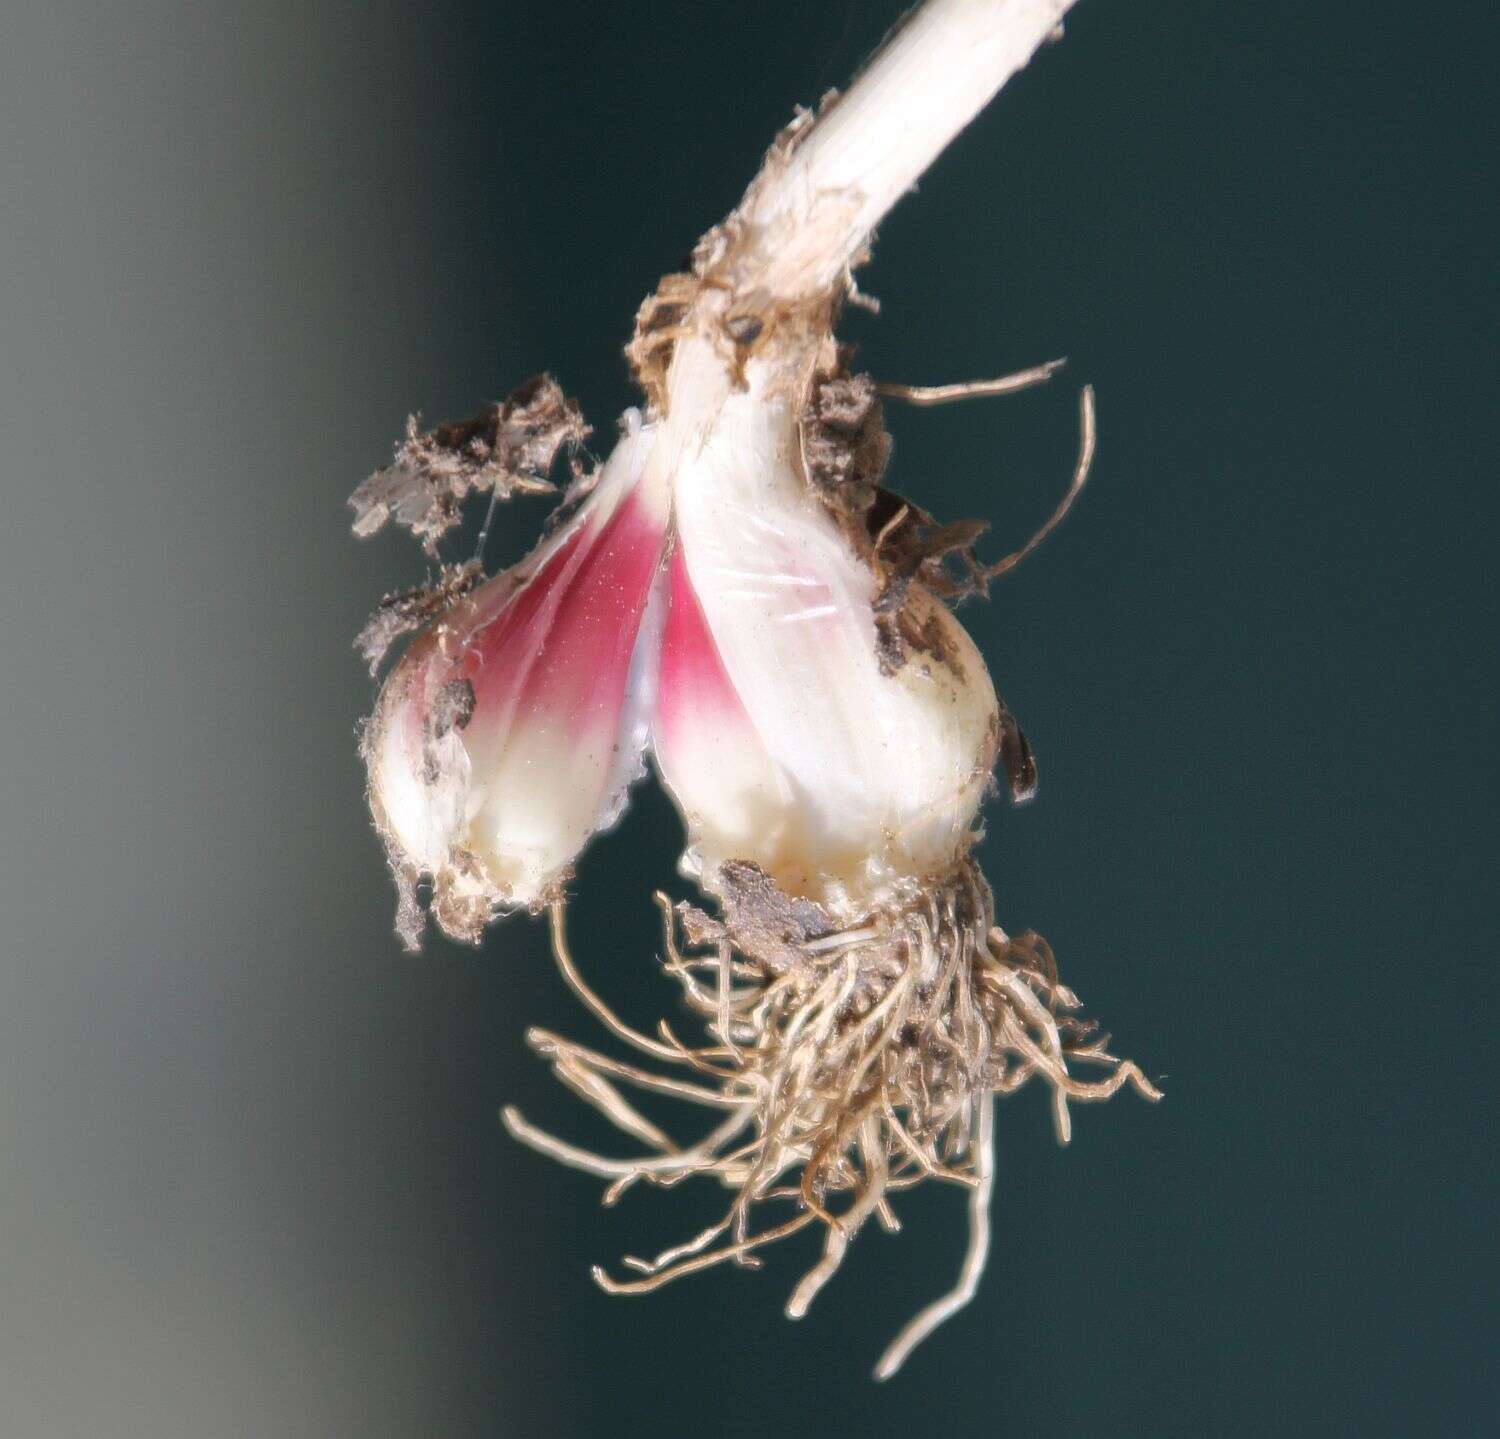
[365,418,669,943]
[655,390,999,912]
[652,544,810,889]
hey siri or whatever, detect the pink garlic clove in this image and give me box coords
[365,419,669,945]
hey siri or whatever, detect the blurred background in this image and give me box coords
[1,1,1494,1434]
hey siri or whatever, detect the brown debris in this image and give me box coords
[871,381,1098,609]
[723,312,764,347]
[429,851,494,947]
[796,358,1093,823]
[349,374,589,555]
[427,678,475,741]
[883,598,968,682]
[390,859,425,954]
[797,354,1048,803]
[801,360,891,529]
[996,702,1037,804]
[798,353,980,603]
[417,679,478,785]
[353,560,482,676]
[869,493,988,603]
[798,350,988,674]
[678,860,839,976]
[625,274,700,415]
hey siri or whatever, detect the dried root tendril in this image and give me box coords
[503,867,1159,1378]
[860,374,1098,629]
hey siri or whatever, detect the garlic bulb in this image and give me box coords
[355,327,1144,1384]
[364,389,999,939]
[654,388,998,914]
[353,0,1154,1382]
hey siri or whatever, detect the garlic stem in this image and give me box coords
[658,0,1080,439]
[737,0,1080,302]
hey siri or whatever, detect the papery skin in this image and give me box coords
[653,389,1000,916]
[364,416,670,937]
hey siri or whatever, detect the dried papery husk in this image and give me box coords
[349,375,589,555]
[503,862,1159,1377]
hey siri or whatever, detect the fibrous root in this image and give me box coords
[502,863,1159,1378]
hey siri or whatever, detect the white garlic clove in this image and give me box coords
[653,390,999,914]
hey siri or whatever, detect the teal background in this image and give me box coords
[1,1,1494,1434]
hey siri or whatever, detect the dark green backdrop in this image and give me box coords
[1,1,1493,1434]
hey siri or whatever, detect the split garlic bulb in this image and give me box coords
[364,377,1002,945]
[352,0,1156,1380]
